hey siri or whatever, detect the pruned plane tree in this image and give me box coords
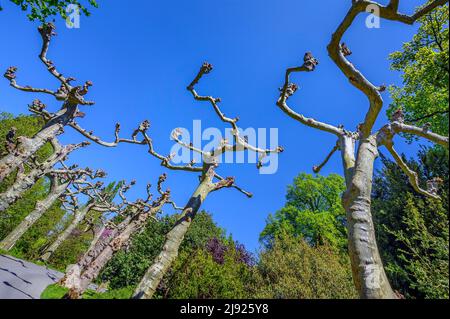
[276,0,449,299]
[0,22,95,183]
[59,174,176,299]
[124,62,285,299]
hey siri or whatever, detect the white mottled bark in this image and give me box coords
[339,135,356,188]
[133,178,213,299]
[343,136,395,299]
[0,103,77,183]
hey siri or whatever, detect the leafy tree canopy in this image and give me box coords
[373,147,449,299]
[0,0,98,22]
[166,239,256,299]
[260,173,347,251]
[253,232,357,299]
[388,4,449,138]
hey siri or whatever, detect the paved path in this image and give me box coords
[0,254,63,299]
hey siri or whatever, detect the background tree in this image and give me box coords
[373,147,449,299]
[260,173,347,251]
[166,238,256,299]
[372,2,449,299]
[388,4,449,137]
[253,232,357,299]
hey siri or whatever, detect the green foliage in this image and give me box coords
[388,4,449,138]
[373,147,449,299]
[82,287,134,299]
[100,211,225,292]
[1,0,98,22]
[41,283,133,299]
[260,173,347,251]
[46,224,95,271]
[0,112,53,163]
[383,6,449,298]
[253,232,357,299]
[8,189,67,262]
[40,283,69,299]
[164,246,254,299]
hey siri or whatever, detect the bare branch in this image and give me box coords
[38,23,69,88]
[68,121,147,148]
[409,110,449,123]
[390,122,449,148]
[138,127,204,173]
[327,0,449,137]
[313,141,340,174]
[277,55,344,137]
[187,62,284,159]
[4,67,57,97]
[384,143,440,199]
[214,173,253,198]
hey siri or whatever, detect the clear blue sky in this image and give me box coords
[0,0,426,252]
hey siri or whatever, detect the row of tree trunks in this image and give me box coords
[40,201,95,262]
[76,207,166,296]
[0,176,70,251]
[0,139,82,213]
[60,179,172,298]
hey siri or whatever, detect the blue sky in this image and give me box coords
[0,0,427,252]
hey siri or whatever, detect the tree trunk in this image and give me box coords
[85,224,108,260]
[0,103,77,183]
[40,203,93,262]
[78,219,128,272]
[342,136,395,299]
[0,141,76,213]
[64,200,169,298]
[76,208,163,295]
[339,135,356,188]
[133,178,213,299]
[0,177,69,251]
[59,224,114,293]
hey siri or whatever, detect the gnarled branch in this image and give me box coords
[384,143,440,199]
[277,54,344,136]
